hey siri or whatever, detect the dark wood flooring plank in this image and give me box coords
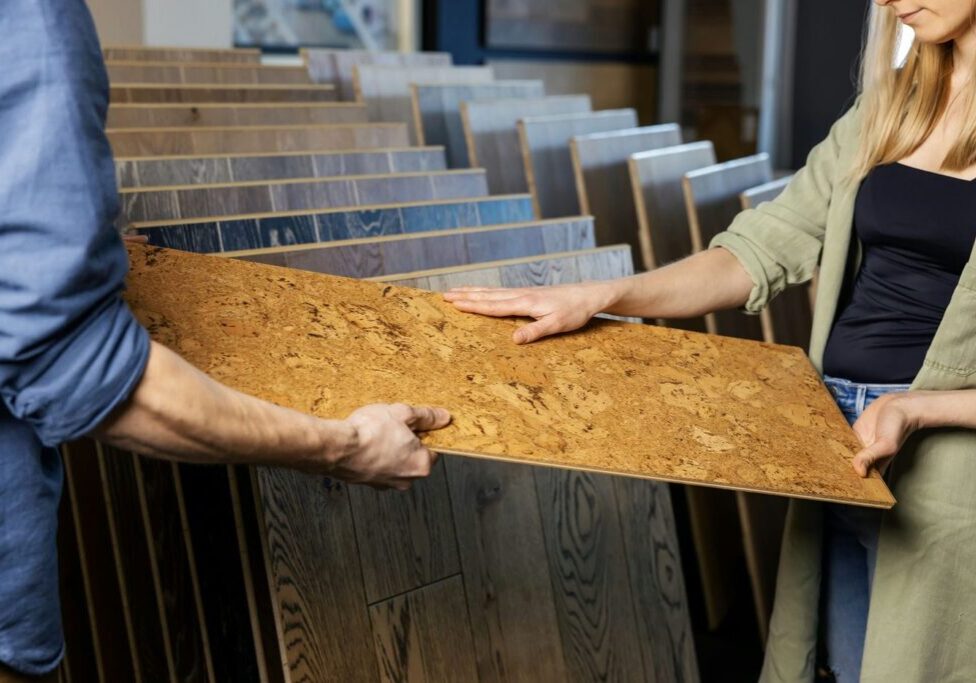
[61,440,138,682]
[110,85,337,104]
[369,576,478,683]
[256,468,379,683]
[99,446,172,682]
[518,109,639,219]
[137,457,214,683]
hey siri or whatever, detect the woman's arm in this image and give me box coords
[444,247,753,344]
[95,341,450,491]
[850,390,976,476]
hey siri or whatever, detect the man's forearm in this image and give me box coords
[94,341,356,471]
[596,247,755,320]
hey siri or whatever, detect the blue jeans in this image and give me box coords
[820,375,911,681]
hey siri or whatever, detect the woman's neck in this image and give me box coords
[952,27,976,85]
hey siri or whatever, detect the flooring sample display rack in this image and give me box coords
[124,243,894,508]
[106,102,369,129]
[109,83,338,104]
[105,61,312,85]
[302,49,453,100]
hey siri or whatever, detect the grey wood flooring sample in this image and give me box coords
[119,170,489,223]
[105,62,311,85]
[519,108,639,219]
[107,123,409,157]
[571,124,682,255]
[107,102,368,128]
[103,47,261,63]
[110,84,337,104]
[115,148,448,188]
[354,65,494,143]
[304,49,452,100]
[628,141,717,305]
[412,80,545,167]
[461,95,592,195]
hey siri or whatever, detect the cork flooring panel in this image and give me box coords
[412,80,545,167]
[461,95,592,195]
[103,47,261,64]
[571,124,682,254]
[107,123,409,157]
[124,244,894,508]
[518,108,639,218]
[107,103,368,129]
[109,84,337,104]
[105,62,312,85]
[115,148,447,188]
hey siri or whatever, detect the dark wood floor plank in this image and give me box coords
[369,576,479,683]
[110,84,337,104]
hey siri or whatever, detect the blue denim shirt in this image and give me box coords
[0,0,150,674]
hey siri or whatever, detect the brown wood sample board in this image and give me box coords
[107,102,368,129]
[103,46,261,64]
[109,84,337,104]
[105,62,312,85]
[124,244,894,508]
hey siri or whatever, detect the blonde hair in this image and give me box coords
[852,4,976,179]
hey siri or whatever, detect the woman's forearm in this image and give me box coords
[906,390,976,430]
[94,340,356,471]
[599,247,755,320]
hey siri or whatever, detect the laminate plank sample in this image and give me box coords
[119,170,488,223]
[411,80,545,167]
[740,176,814,349]
[107,123,409,157]
[106,62,312,85]
[684,153,772,340]
[461,95,592,195]
[124,243,895,508]
[304,49,453,100]
[61,440,138,682]
[354,65,494,144]
[103,47,261,63]
[99,446,172,682]
[369,576,479,683]
[519,109,639,218]
[628,141,717,332]
[107,103,368,128]
[230,218,596,277]
[256,467,379,682]
[136,195,535,252]
[571,124,682,254]
[110,84,337,104]
[115,148,447,188]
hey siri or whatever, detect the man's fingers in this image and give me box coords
[403,405,452,432]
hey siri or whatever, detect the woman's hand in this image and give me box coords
[850,393,923,477]
[443,281,618,344]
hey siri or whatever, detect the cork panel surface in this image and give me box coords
[107,103,368,128]
[124,244,894,508]
[107,123,409,157]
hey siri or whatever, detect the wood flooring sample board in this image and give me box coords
[124,244,894,508]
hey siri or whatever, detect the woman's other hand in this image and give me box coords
[443,281,617,344]
[850,392,922,477]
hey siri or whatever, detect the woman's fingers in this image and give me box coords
[444,289,525,302]
[514,316,564,344]
[450,297,533,317]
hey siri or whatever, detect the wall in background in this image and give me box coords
[87,0,143,44]
[87,0,233,48]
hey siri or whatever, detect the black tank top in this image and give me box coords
[822,163,976,384]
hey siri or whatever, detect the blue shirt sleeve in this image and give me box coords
[0,0,150,447]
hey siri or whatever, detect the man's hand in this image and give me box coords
[336,403,451,490]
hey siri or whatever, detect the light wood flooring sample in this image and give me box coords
[124,244,894,508]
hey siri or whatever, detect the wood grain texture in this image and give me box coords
[256,467,379,683]
[628,141,716,333]
[488,59,657,125]
[461,95,592,195]
[303,49,453,100]
[106,62,311,85]
[124,243,894,508]
[118,170,489,223]
[108,123,409,157]
[107,103,368,129]
[571,124,682,254]
[369,576,479,683]
[110,84,337,104]
[103,47,261,63]
[115,148,447,188]
[61,440,138,682]
[518,108,639,218]
[354,65,495,144]
[230,218,597,278]
[411,81,545,167]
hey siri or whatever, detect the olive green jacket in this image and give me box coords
[710,99,976,683]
